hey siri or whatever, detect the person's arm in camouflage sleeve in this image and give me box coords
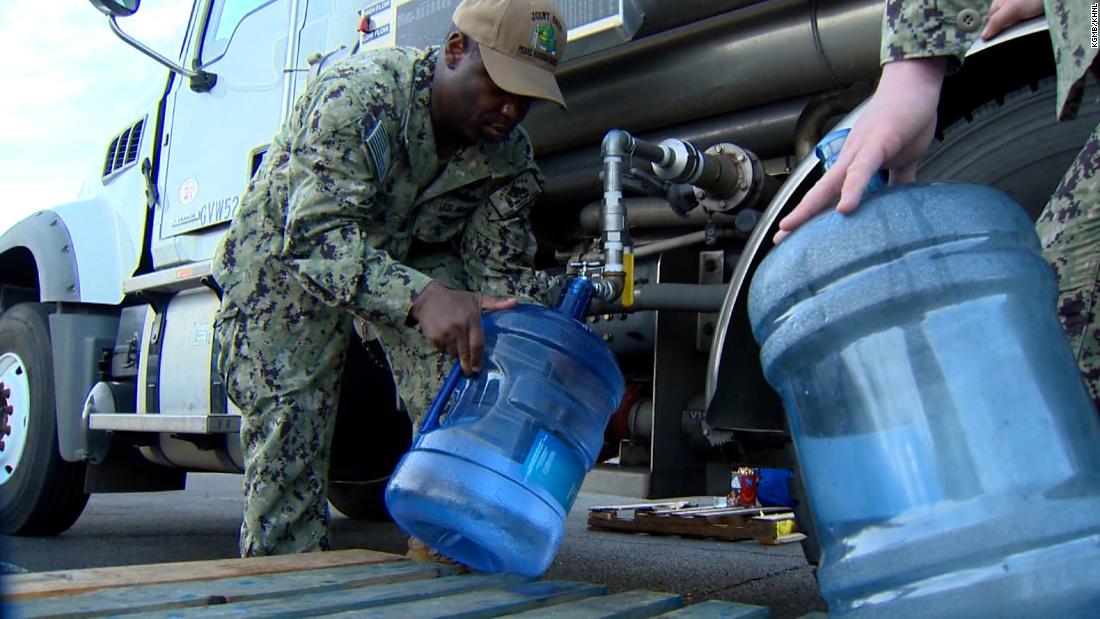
[282,73,516,375]
[462,146,559,307]
[881,0,989,64]
[774,0,1006,242]
[280,74,434,327]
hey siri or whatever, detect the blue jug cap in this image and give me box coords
[815,128,887,194]
[815,129,850,170]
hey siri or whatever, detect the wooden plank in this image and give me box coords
[588,512,785,544]
[589,501,696,513]
[501,590,684,618]
[664,507,788,518]
[658,600,771,618]
[135,573,531,618]
[9,560,448,618]
[323,580,607,618]
[2,549,401,601]
[749,513,795,522]
[588,503,801,545]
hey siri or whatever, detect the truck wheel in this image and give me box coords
[919,77,1099,219]
[327,337,409,522]
[0,303,89,535]
[328,479,391,521]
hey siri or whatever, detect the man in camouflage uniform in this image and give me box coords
[211,0,568,557]
[777,0,1099,411]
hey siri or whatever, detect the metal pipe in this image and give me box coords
[629,399,654,442]
[649,139,733,192]
[631,0,764,38]
[599,131,632,288]
[281,0,305,120]
[633,230,737,259]
[539,99,807,207]
[526,0,883,156]
[594,284,730,313]
[579,198,740,233]
[608,132,765,209]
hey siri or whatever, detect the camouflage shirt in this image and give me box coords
[882,0,1098,120]
[213,46,552,327]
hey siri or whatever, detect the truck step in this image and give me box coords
[88,413,240,433]
[122,260,215,294]
[1,549,774,618]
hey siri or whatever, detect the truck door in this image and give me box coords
[152,0,299,268]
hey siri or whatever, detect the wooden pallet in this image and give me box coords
[588,501,807,545]
[1,549,773,618]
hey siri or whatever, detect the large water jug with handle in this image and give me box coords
[385,277,624,577]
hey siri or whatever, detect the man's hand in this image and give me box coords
[982,0,1044,40]
[774,58,948,243]
[410,282,518,375]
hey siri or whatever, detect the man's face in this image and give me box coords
[447,48,532,144]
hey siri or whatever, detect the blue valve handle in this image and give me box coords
[417,362,464,437]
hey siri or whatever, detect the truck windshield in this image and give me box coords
[203,0,273,64]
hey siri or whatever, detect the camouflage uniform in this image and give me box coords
[884,0,1100,410]
[211,46,555,557]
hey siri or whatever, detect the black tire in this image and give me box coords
[327,337,410,522]
[919,77,1099,220]
[0,303,89,535]
[328,479,392,521]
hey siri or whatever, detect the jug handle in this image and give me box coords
[418,363,463,435]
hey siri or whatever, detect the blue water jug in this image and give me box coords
[748,181,1100,617]
[384,278,624,577]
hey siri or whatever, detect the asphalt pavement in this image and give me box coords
[0,473,827,618]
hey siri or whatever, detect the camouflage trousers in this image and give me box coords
[1036,123,1100,412]
[213,250,463,557]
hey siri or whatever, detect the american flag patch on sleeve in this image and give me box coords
[363,119,390,179]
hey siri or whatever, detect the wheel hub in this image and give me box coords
[0,352,30,486]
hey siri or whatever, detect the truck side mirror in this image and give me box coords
[89,0,140,17]
[88,0,217,93]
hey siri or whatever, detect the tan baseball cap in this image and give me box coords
[453,0,567,108]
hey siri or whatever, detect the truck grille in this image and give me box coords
[102,117,146,178]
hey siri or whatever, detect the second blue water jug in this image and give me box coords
[749,182,1100,617]
[385,278,624,577]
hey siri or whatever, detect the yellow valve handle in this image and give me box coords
[622,251,635,308]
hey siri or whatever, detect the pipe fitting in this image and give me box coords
[592,274,625,302]
[694,143,768,212]
[650,138,707,185]
[601,131,639,284]
[601,129,633,159]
